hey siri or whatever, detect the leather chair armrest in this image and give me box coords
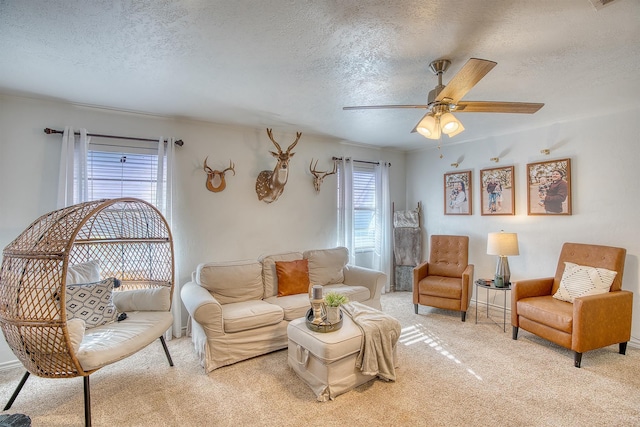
[572,290,633,352]
[461,264,474,310]
[343,264,386,303]
[511,277,554,325]
[413,261,429,303]
[180,281,224,336]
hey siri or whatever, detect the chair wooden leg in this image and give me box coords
[414,304,418,314]
[574,352,582,368]
[159,335,174,367]
[512,326,519,340]
[84,376,91,427]
[461,311,466,322]
[619,342,628,355]
[3,371,30,411]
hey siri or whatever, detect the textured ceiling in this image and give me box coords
[1,0,639,151]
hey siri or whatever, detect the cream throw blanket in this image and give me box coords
[341,302,401,381]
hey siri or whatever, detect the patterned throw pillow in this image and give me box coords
[553,262,617,303]
[66,277,120,328]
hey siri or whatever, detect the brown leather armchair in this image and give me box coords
[511,242,632,368]
[413,235,474,321]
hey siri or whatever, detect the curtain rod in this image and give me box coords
[44,128,184,147]
[332,156,390,167]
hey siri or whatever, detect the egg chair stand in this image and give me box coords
[0,198,176,427]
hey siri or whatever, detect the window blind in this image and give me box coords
[353,163,376,251]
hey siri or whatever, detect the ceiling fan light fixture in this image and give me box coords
[446,120,465,137]
[416,114,440,139]
[440,112,461,134]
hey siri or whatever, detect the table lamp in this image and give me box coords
[487,231,519,287]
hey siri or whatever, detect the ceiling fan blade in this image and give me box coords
[454,101,544,114]
[435,58,497,104]
[343,104,428,110]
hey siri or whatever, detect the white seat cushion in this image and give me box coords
[222,300,284,333]
[76,311,172,371]
[264,294,311,321]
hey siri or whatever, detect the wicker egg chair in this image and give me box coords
[0,198,175,426]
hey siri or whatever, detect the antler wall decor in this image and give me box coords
[203,158,235,192]
[309,158,337,193]
[255,128,301,203]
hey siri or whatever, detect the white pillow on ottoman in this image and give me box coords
[553,262,617,303]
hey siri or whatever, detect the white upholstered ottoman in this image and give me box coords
[287,313,377,401]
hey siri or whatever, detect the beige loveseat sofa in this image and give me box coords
[180,247,386,372]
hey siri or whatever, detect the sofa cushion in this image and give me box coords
[77,311,173,371]
[304,247,348,286]
[260,251,304,298]
[517,295,573,333]
[264,294,311,321]
[553,262,617,303]
[276,259,311,297]
[322,284,370,303]
[196,260,263,304]
[222,300,284,333]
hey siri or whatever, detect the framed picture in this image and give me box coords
[480,166,515,216]
[527,158,572,215]
[444,170,472,215]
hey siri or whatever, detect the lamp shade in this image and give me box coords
[416,114,440,139]
[487,232,519,256]
[440,112,461,134]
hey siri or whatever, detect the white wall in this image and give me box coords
[405,107,640,347]
[0,94,406,367]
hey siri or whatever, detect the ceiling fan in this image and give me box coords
[343,58,544,140]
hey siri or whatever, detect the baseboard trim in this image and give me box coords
[0,359,22,372]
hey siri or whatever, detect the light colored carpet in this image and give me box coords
[1,292,639,427]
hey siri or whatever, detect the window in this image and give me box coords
[79,142,163,206]
[352,164,377,253]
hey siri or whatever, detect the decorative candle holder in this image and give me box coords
[310,285,325,325]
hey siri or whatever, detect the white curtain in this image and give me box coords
[337,157,355,265]
[337,158,392,290]
[157,137,180,339]
[57,127,89,208]
[377,162,392,292]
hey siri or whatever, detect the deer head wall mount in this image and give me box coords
[310,158,337,193]
[203,157,235,192]
[255,128,301,203]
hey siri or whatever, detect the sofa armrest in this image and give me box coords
[572,290,633,353]
[343,264,386,302]
[180,281,224,336]
[511,277,554,326]
[461,264,474,310]
[412,261,429,303]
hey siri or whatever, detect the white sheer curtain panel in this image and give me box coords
[57,127,89,208]
[156,137,180,339]
[337,157,356,265]
[377,162,392,292]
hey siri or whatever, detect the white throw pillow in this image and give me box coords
[66,260,101,285]
[66,277,119,328]
[112,287,171,312]
[553,262,617,303]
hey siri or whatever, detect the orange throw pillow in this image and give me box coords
[276,259,310,297]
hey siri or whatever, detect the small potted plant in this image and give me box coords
[324,291,348,324]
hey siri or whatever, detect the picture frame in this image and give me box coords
[480,166,515,216]
[444,170,472,215]
[527,158,572,215]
